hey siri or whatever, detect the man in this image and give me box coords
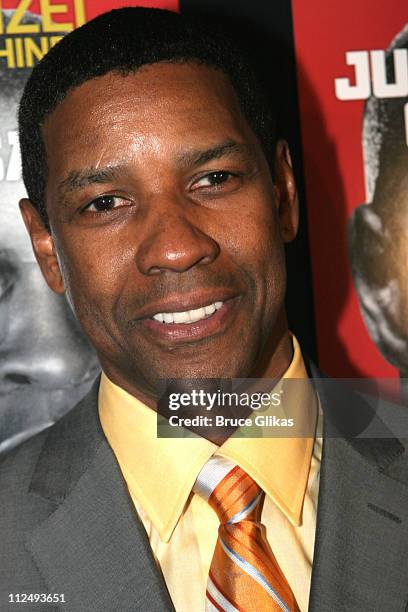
[0,9,100,454]
[1,7,408,612]
[348,24,408,398]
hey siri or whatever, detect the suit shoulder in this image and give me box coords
[0,429,49,497]
[0,381,101,598]
[0,377,101,500]
[0,428,57,589]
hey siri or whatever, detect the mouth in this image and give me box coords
[151,300,223,324]
[138,293,240,344]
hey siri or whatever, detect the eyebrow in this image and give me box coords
[58,166,120,200]
[178,140,255,168]
[57,140,255,200]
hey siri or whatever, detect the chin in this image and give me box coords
[149,356,255,388]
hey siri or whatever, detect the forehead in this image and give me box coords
[48,62,242,123]
[42,63,255,176]
[0,181,35,262]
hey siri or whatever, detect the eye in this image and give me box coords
[84,195,132,213]
[0,260,16,301]
[191,171,241,191]
[0,275,13,300]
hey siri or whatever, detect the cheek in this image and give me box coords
[240,204,286,303]
[215,202,286,332]
[220,197,283,276]
[54,232,132,322]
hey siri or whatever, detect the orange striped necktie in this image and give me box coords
[194,456,300,612]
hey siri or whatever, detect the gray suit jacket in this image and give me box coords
[1,371,408,611]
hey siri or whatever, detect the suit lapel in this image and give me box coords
[25,366,408,610]
[26,380,174,612]
[309,371,408,611]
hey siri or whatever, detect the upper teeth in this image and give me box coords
[153,301,223,324]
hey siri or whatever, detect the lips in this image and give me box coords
[152,300,223,324]
[136,292,240,344]
[134,288,239,321]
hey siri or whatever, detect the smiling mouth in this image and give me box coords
[139,295,239,343]
[151,301,223,324]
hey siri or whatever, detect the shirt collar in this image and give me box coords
[99,336,317,542]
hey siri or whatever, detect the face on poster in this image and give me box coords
[291,1,408,386]
[344,30,408,376]
[0,5,101,453]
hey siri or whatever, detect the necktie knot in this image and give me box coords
[194,456,300,611]
[194,456,263,524]
[208,465,262,525]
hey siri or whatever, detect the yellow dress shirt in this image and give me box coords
[99,336,321,612]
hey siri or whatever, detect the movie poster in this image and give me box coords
[0,0,175,453]
[292,1,408,395]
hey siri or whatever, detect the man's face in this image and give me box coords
[0,112,100,452]
[349,140,408,371]
[26,63,297,400]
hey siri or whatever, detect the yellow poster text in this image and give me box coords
[0,0,86,35]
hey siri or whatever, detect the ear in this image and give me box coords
[273,140,299,243]
[19,198,65,294]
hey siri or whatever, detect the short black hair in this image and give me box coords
[19,7,277,225]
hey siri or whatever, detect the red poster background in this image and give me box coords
[292,0,407,379]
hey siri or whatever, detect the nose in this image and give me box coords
[136,196,220,275]
[0,265,99,390]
